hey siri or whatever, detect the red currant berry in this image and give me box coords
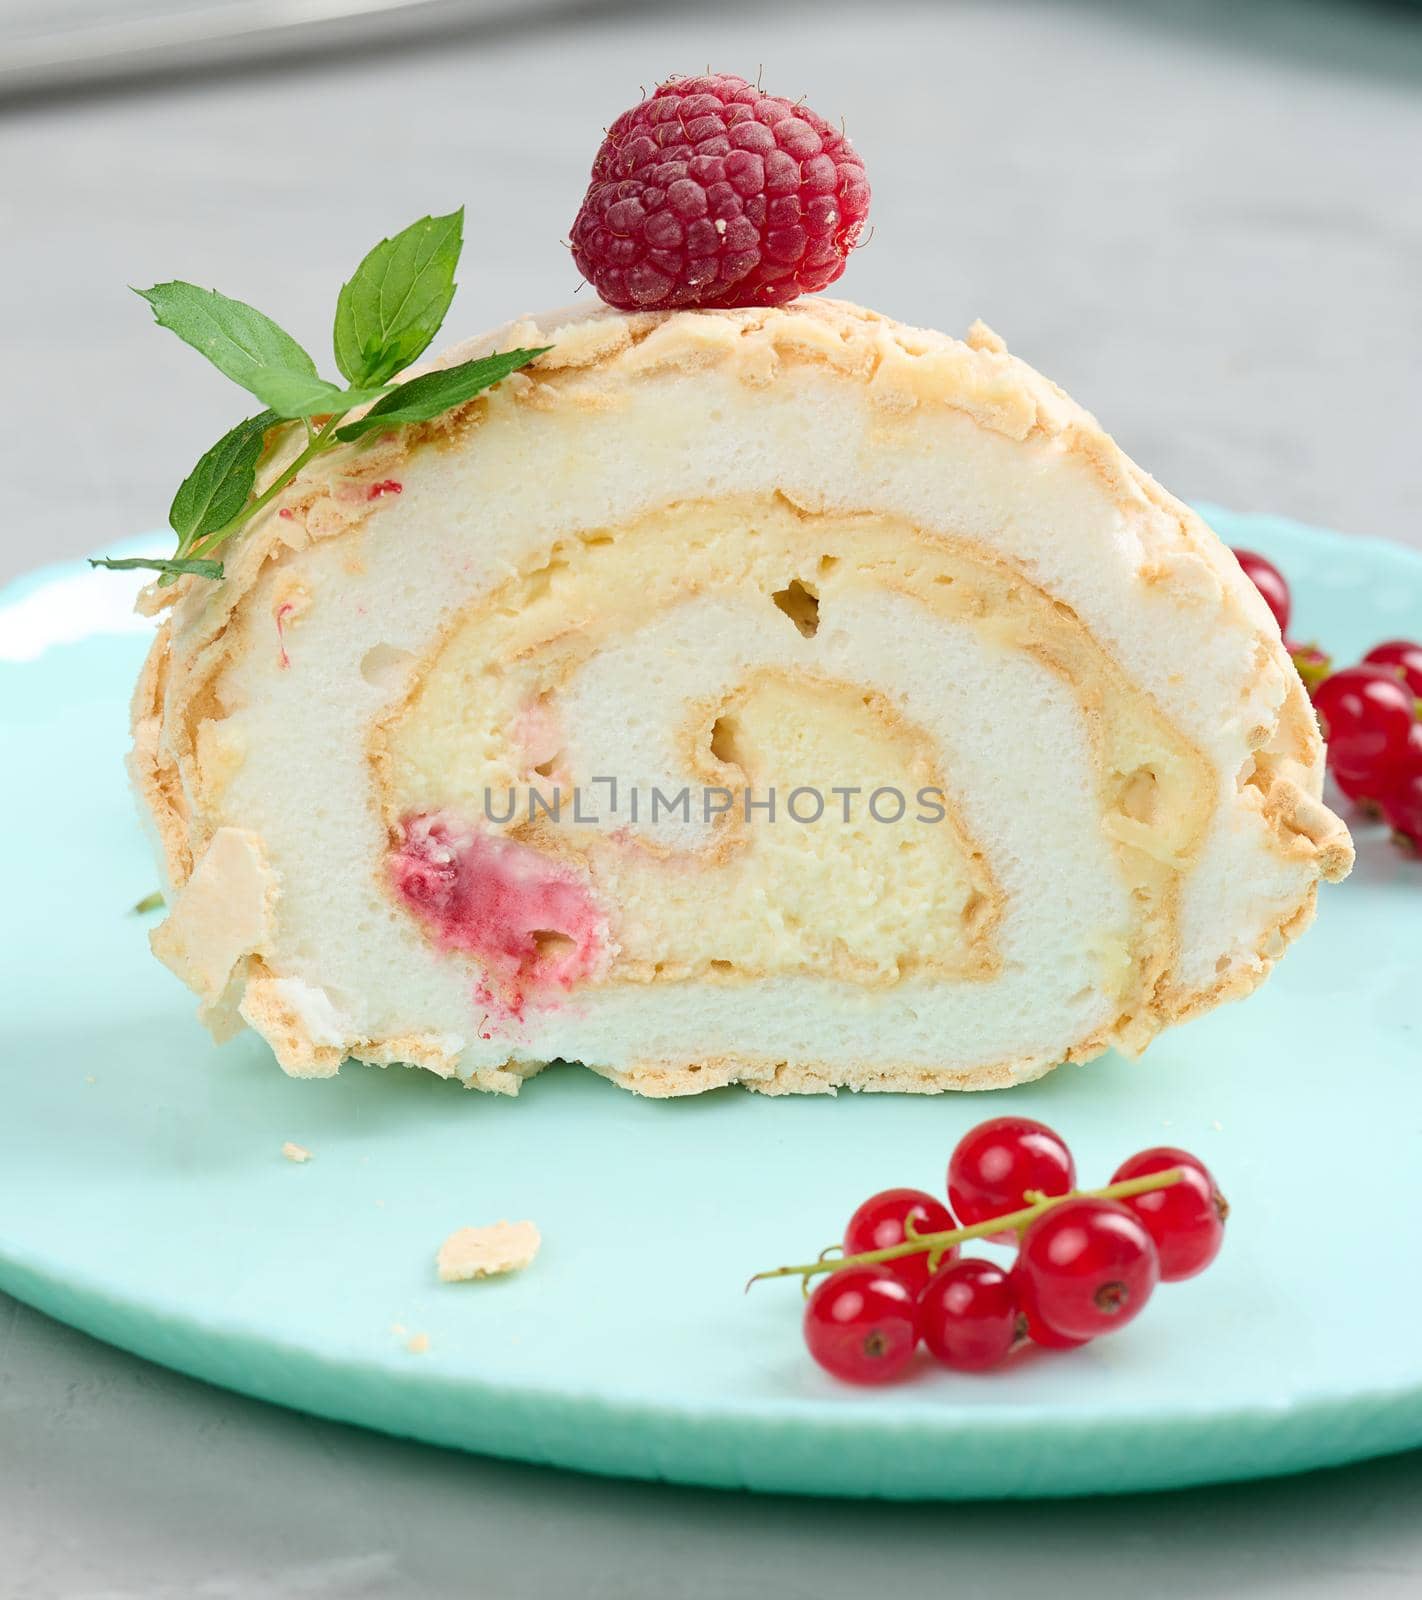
[920,1258,1022,1371]
[843,1187,956,1294]
[1232,548,1290,634]
[1017,1199,1159,1341]
[1331,711,1422,812]
[1110,1147,1228,1281]
[1332,761,1388,812]
[1381,723,1422,851]
[803,1267,921,1384]
[1314,666,1416,786]
[1364,639,1422,698]
[948,1117,1076,1239]
[1011,1265,1089,1349]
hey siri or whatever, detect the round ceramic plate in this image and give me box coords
[2,508,1420,1500]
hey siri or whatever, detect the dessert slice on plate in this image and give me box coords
[131,297,1351,1095]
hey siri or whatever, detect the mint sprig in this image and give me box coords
[92,211,549,585]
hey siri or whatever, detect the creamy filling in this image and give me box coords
[371,495,1213,1040]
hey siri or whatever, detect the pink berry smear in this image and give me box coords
[390,813,607,1021]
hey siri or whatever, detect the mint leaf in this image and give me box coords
[137,280,320,399]
[335,348,549,442]
[131,890,165,914]
[169,410,279,544]
[246,371,393,419]
[137,282,393,418]
[89,555,225,580]
[334,210,464,387]
[109,223,554,592]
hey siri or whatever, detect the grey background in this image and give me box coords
[3,1,1422,1595]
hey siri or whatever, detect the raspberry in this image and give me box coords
[570,73,870,312]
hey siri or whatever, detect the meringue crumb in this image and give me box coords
[437,1220,541,1283]
[281,1141,312,1163]
[390,1322,408,1337]
[1211,1120,1224,1132]
[84,1075,96,1085]
[406,1332,430,1355]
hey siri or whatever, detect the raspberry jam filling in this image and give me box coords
[390,814,606,1020]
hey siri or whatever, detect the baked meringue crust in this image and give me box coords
[130,297,1352,1096]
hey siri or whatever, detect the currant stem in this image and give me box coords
[747,1168,1187,1290]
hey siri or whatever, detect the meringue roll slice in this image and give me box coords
[132,299,1352,1096]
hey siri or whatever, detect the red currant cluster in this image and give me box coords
[1233,548,1422,850]
[750,1117,1226,1385]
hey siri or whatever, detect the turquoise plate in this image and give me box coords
[2,508,1420,1500]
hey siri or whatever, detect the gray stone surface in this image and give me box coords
[3,2,1422,1595]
